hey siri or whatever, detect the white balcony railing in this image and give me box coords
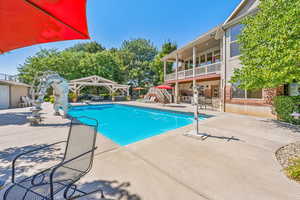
[165,62,221,82]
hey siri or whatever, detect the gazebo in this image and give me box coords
[69,75,130,96]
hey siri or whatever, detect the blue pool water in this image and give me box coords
[68,104,206,146]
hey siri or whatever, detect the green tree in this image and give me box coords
[66,41,105,53]
[231,0,300,89]
[150,41,177,84]
[120,39,157,86]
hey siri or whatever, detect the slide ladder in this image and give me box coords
[144,87,171,104]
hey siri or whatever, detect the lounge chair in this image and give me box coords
[20,96,32,107]
[143,96,156,103]
[25,96,33,106]
[18,96,27,108]
[3,117,105,200]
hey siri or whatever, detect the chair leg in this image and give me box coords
[3,184,28,200]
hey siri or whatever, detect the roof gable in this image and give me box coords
[224,0,259,25]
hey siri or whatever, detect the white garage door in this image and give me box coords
[0,85,9,109]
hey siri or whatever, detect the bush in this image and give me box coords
[49,95,55,104]
[273,96,300,125]
[285,158,300,182]
[44,97,50,102]
[100,93,110,97]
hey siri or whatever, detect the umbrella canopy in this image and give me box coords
[156,85,173,90]
[0,0,90,53]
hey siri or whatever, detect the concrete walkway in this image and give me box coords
[0,102,300,200]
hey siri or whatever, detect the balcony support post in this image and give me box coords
[192,46,197,89]
[163,60,167,83]
[175,53,179,104]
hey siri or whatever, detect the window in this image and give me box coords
[230,24,244,57]
[189,60,193,68]
[213,50,221,63]
[232,84,246,98]
[289,83,300,96]
[232,83,262,99]
[184,61,188,68]
[196,57,199,66]
[207,53,213,65]
[200,55,206,66]
[247,89,263,99]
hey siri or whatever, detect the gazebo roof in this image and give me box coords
[69,75,129,94]
[70,75,116,84]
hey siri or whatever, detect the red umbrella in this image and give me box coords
[156,85,173,90]
[0,0,90,53]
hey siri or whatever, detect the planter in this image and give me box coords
[71,97,77,103]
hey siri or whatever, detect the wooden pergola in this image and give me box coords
[69,75,130,96]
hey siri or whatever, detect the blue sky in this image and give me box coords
[0,0,241,74]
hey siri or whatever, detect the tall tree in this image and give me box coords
[66,41,105,53]
[150,41,177,84]
[120,38,157,86]
[231,0,300,89]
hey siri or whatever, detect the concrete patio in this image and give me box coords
[0,102,300,200]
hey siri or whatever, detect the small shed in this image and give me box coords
[0,80,30,109]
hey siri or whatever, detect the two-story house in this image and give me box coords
[162,0,286,118]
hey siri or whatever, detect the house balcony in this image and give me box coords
[165,62,222,82]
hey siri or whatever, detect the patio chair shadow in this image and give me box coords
[0,144,64,186]
[0,112,31,126]
[76,180,142,200]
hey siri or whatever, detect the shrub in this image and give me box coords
[285,158,300,182]
[100,93,110,97]
[273,96,300,125]
[68,92,77,99]
[44,97,50,102]
[111,92,117,97]
[49,95,55,104]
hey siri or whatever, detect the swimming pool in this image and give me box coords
[68,104,206,146]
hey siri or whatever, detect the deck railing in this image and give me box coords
[165,62,221,81]
[0,73,19,82]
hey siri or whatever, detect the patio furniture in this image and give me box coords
[198,96,206,109]
[143,96,156,103]
[25,96,33,106]
[205,97,213,109]
[18,96,27,108]
[3,117,106,200]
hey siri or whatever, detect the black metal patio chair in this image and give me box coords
[3,117,106,200]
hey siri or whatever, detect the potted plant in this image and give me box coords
[69,92,78,103]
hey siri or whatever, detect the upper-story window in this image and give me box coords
[230,24,244,57]
[213,50,221,63]
[200,55,206,66]
[206,53,213,65]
